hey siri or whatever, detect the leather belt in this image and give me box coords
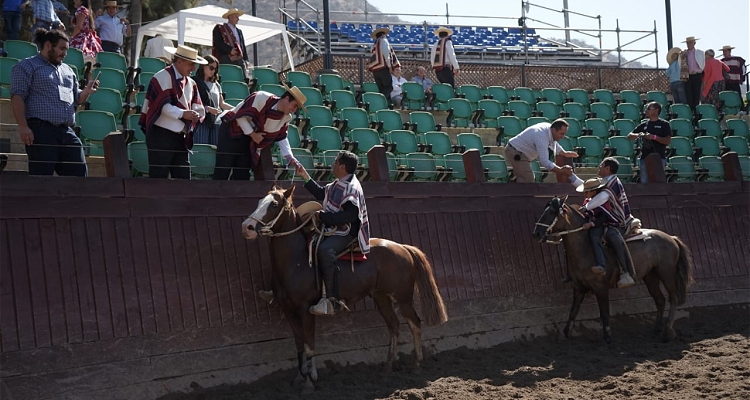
[28,118,72,129]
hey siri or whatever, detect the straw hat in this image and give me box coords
[666,47,681,63]
[104,1,121,7]
[297,201,322,219]
[164,45,208,64]
[222,8,244,19]
[280,82,308,112]
[433,27,454,36]
[370,27,390,39]
[576,177,606,193]
[721,45,735,51]
[682,36,699,43]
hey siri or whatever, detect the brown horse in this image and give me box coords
[532,196,694,343]
[241,186,448,391]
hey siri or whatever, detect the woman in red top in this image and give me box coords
[69,0,102,64]
[701,49,730,109]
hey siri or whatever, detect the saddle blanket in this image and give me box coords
[625,228,655,242]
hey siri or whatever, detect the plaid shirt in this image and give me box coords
[31,0,61,23]
[10,54,81,126]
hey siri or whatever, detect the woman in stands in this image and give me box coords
[69,0,102,67]
[701,49,729,110]
[191,55,234,146]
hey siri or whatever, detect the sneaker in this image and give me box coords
[617,273,635,288]
[591,265,607,276]
[258,290,275,304]
[309,297,335,316]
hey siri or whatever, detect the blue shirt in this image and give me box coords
[665,60,681,83]
[3,0,25,13]
[95,14,127,45]
[411,75,433,92]
[30,0,60,23]
[10,54,81,126]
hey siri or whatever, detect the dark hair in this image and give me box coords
[336,150,358,174]
[550,118,569,131]
[34,28,69,48]
[195,54,219,83]
[646,101,662,112]
[601,157,620,174]
[439,32,449,38]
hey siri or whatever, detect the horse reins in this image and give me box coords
[535,202,586,243]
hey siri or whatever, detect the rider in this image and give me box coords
[579,157,636,289]
[259,150,370,315]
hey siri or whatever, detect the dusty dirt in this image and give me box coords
[161,304,750,400]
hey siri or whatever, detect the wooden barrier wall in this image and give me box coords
[0,175,748,399]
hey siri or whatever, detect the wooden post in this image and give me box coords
[644,153,667,183]
[103,132,130,178]
[367,145,390,181]
[463,149,486,182]
[721,152,743,181]
[253,146,276,181]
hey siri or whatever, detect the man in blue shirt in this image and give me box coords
[30,0,66,33]
[665,47,687,105]
[3,0,28,40]
[95,0,130,53]
[411,66,434,109]
[10,29,99,176]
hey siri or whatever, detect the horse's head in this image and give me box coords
[532,195,570,243]
[242,185,296,240]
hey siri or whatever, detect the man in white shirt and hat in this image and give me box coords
[367,27,399,101]
[680,36,705,111]
[143,34,174,64]
[94,0,130,54]
[721,45,746,99]
[212,8,248,69]
[430,27,460,88]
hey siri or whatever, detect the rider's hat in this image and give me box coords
[576,177,606,192]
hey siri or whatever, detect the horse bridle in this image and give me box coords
[534,198,586,243]
[248,195,317,237]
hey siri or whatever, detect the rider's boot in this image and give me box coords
[310,259,342,316]
[617,272,635,288]
[258,290,275,304]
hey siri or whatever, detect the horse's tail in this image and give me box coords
[672,235,695,306]
[403,244,448,326]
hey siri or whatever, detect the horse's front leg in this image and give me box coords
[564,285,587,338]
[285,309,315,393]
[301,312,318,381]
[594,290,612,343]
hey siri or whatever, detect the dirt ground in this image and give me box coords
[161,303,750,400]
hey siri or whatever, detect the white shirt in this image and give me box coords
[390,75,407,99]
[143,35,174,60]
[430,38,460,70]
[153,68,203,133]
[583,175,616,211]
[506,122,564,170]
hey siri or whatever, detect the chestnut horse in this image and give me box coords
[242,186,448,391]
[532,196,694,343]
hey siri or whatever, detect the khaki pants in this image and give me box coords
[504,144,535,183]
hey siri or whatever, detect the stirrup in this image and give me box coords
[258,290,274,305]
[309,297,336,316]
[617,273,635,289]
[591,265,606,276]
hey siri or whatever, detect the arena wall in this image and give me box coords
[0,175,748,399]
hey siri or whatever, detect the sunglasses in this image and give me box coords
[207,65,217,71]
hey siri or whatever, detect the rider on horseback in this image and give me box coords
[578,157,636,288]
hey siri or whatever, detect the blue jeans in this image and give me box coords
[670,81,687,105]
[589,225,635,275]
[317,234,355,299]
[639,157,667,184]
[3,11,22,40]
[26,119,87,176]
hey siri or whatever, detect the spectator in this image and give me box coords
[430,27,459,88]
[138,45,206,179]
[411,66,434,109]
[665,47,687,105]
[10,28,99,176]
[30,0,65,34]
[94,0,130,54]
[504,119,582,185]
[212,8,248,71]
[701,49,730,110]
[69,0,102,66]
[720,45,746,98]
[626,101,671,183]
[367,27,399,101]
[390,66,408,108]
[191,55,234,146]
[680,36,705,111]
[212,84,307,180]
[3,0,29,41]
[143,34,174,64]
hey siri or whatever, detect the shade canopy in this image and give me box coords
[135,5,294,69]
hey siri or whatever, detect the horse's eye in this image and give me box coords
[272,200,279,207]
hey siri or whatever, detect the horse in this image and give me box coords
[241,185,448,391]
[531,196,694,343]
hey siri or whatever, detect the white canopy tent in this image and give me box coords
[135,5,294,70]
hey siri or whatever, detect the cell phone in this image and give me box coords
[93,71,102,82]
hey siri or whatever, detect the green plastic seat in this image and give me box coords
[695,104,722,121]
[349,128,381,156]
[619,90,642,106]
[401,81,426,110]
[361,81,379,93]
[330,90,358,116]
[442,153,467,181]
[497,115,525,145]
[513,87,537,107]
[535,101,561,120]
[431,83,455,111]
[611,155,636,182]
[694,136,722,157]
[63,48,86,80]
[541,88,565,106]
[299,87,325,107]
[584,118,611,140]
[616,103,644,124]
[409,111,441,134]
[698,155,724,181]
[608,136,636,160]
[137,57,166,74]
[93,67,130,100]
[697,118,725,140]
[457,132,489,154]
[668,136,694,158]
[259,83,286,97]
[577,136,606,166]
[127,141,149,177]
[725,119,749,139]
[96,52,130,76]
[75,110,118,156]
[404,152,440,181]
[361,92,390,114]
[507,100,533,121]
[318,73,348,97]
[422,131,459,156]
[375,109,406,133]
[669,103,693,120]
[309,126,343,154]
[669,118,696,141]
[250,66,279,87]
[722,136,749,156]
[285,70,313,88]
[589,102,615,124]
[593,89,617,109]
[340,107,373,134]
[718,91,742,115]
[456,84,482,110]
[562,102,588,122]
[738,155,750,179]
[222,81,250,100]
[190,144,217,179]
[566,89,591,109]
[387,130,421,155]
[4,40,38,59]
[612,119,636,136]
[127,114,146,141]
[86,87,125,122]
[668,156,698,182]
[447,98,474,127]
[481,154,509,182]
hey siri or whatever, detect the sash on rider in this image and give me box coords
[213,23,243,62]
[323,174,370,253]
[602,175,633,228]
[368,37,399,72]
[431,37,451,71]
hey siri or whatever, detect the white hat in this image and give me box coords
[682,36,699,43]
[576,177,606,193]
[371,27,390,39]
[433,27,454,36]
[666,47,681,63]
[165,45,208,64]
[222,8,244,19]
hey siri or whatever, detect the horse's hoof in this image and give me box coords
[663,327,677,342]
[603,335,612,344]
[563,326,571,338]
[310,369,318,382]
[292,374,305,388]
[300,379,315,394]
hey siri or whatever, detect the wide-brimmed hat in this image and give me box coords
[104,1,121,7]
[433,27,454,36]
[297,201,322,219]
[666,47,681,63]
[370,27,390,39]
[280,82,308,112]
[222,8,244,19]
[721,45,735,51]
[164,45,208,64]
[576,177,606,193]
[682,36,699,43]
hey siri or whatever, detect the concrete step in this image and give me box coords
[0,152,108,177]
[0,99,13,125]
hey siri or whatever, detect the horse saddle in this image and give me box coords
[336,242,367,262]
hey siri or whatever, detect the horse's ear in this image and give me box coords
[283,185,295,199]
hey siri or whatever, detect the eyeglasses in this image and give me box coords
[207,65,217,71]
